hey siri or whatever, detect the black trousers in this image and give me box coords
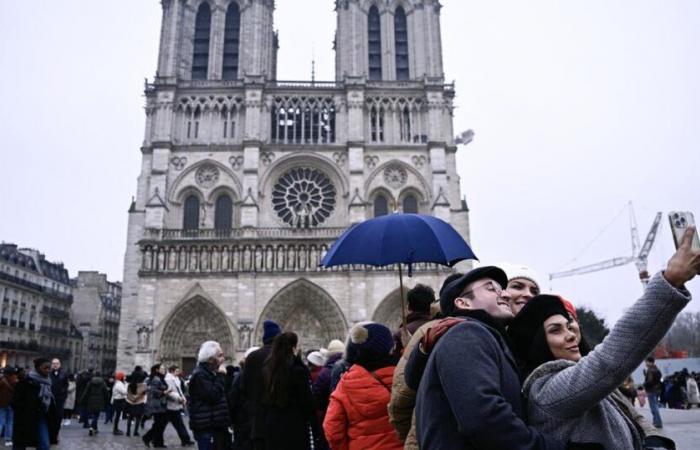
[112,399,126,432]
[166,409,192,444]
[143,412,168,446]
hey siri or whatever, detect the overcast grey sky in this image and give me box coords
[1,1,698,325]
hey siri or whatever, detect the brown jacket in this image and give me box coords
[0,377,14,408]
[388,318,439,450]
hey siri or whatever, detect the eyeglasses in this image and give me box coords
[459,280,503,298]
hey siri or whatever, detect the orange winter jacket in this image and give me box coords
[323,364,403,450]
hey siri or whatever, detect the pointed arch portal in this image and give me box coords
[372,287,408,332]
[159,296,235,374]
[254,279,348,351]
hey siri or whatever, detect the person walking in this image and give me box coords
[142,364,170,448]
[62,374,76,426]
[261,332,316,450]
[240,320,281,450]
[164,365,194,446]
[48,358,68,445]
[111,371,127,435]
[125,367,148,437]
[188,341,231,450]
[687,375,700,408]
[75,368,93,428]
[11,357,58,450]
[79,372,109,436]
[0,367,18,447]
[644,357,664,428]
[507,230,699,449]
[103,375,115,425]
[323,322,402,450]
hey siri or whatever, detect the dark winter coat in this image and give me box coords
[240,343,272,440]
[409,312,563,450]
[644,365,663,394]
[79,377,110,414]
[11,375,60,448]
[188,362,231,432]
[313,352,343,413]
[228,371,252,450]
[261,358,315,450]
[50,369,69,404]
[75,371,92,407]
[145,374,168,415]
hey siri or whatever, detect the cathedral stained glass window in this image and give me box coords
[272,168,336,228]
[192,3,211,80]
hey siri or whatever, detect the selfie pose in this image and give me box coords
[508,227,700,449]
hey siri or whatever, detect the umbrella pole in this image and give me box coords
[398,263,409,344]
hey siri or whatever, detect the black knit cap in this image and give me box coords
[439,266,508,316]
[507,294,571,369]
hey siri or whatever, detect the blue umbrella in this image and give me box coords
[321,213,477,332]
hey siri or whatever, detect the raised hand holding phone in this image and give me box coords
[664,226,700,288]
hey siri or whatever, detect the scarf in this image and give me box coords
[28,370,54,414]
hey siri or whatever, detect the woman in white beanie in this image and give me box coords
[498,262,541,315]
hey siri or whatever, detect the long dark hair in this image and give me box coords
[128,366,146,395]
[263,332,299,408]
[150,364,164,381]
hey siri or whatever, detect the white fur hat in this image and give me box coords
[325,339,346,355]
[307,351,326,367]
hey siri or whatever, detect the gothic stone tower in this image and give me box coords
[117,0,469,373]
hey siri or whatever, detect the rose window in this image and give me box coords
[195,164,220,188]
[272,167,336,228]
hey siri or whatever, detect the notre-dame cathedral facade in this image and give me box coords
[117,0,470,373]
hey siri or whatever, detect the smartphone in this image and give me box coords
[669,211,700,251]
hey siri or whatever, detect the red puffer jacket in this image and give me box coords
[323,364,403,450]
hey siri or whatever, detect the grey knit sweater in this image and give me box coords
[523,272,690,449]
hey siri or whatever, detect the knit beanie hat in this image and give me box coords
[262,320,282,344]
[115,371,125,382]
[345,322,394,365]
[325,339,345,356]
[508,295,572,372]
[497,262,541,291]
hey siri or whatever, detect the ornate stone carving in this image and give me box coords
[229,155,243,170]
[411,155,426,169]
[332,152,347,166]
[171,156,188,171]
[383,164,408,189]
[364,155,379,169]
[195,164,219,188]
[136,326,151,352]
[261,151,276,165]
[271,167,336,228]
[237,322,253,350]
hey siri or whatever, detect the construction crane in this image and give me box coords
[549,203,663,287]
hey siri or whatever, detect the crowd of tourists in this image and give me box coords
[0,226,698,449]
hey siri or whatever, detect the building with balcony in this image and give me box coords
[0,244,79,370]
[72,272,122,375]
[118,0,470,373]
